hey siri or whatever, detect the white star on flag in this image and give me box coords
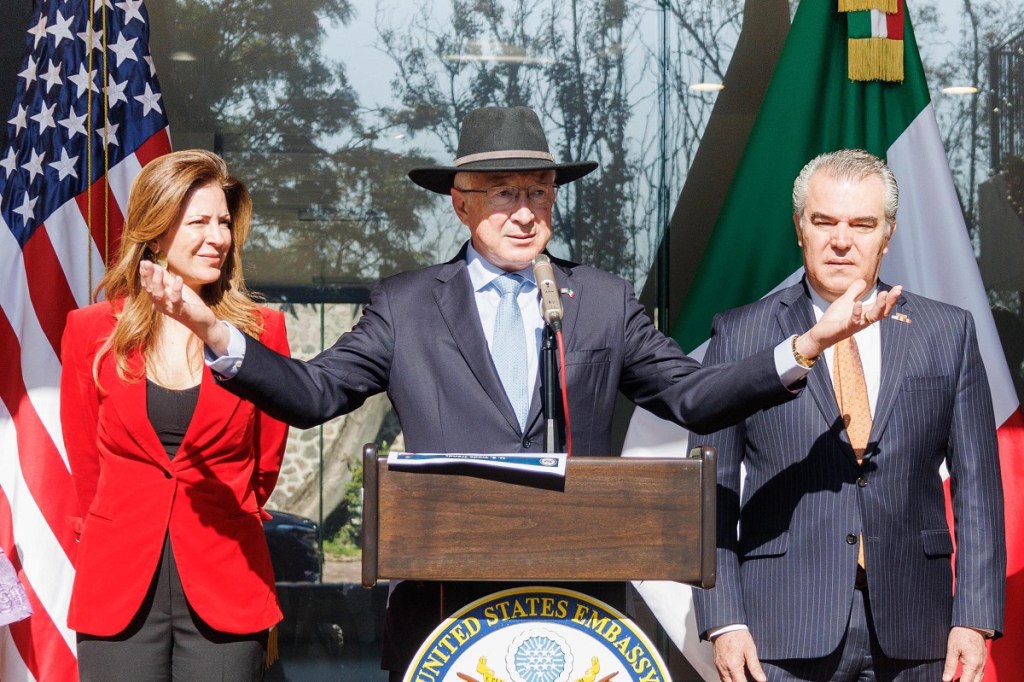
[13,192,38,224]
[41,59,63,92]
[49,148,80,180]
[27,14,48,48]
[59,109,88,137]
[30,102,58,133]
[77,26,103,52]
[0,148,16,178]
[8,105,28,135]
[105,74,129,105]
[107,32,138,66]
[68,63,96,98]
[23,148,46,181]
[95,120,121,146]
[17,56,38,86]
[117,0,146,25]
[46,10,75,45]
[134,82,162,115]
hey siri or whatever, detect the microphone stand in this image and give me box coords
[541,324,558,453]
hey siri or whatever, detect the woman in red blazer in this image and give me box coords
[60,150,289,681]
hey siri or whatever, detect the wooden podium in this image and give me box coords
[361,444,717,589]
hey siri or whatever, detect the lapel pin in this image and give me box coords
[890,312,911,324]
[559,288,575,299]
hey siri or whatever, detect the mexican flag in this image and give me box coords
[623,0,1024,678]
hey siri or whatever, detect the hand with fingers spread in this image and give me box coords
[793,278,903,364]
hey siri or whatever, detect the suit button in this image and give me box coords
[522,439,533,448]
[846,533,857,545]
[857,476,868,487]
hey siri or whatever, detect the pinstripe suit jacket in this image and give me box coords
[692,280,1005,661]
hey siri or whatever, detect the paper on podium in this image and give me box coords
[386,451,567,478]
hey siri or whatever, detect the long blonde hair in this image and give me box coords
[96,149,263,381]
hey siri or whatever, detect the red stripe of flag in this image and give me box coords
[0,313,78,563]
[886,0,904,38]
[21,227,79,360]
[74,176,126,269]
[134,128,172,166]
[0,488,78,681]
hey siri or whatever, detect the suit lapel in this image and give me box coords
[433,257,524,434]
[868,288,911,447]
[176,369,245,461]
[104,351,171,466]
[777,283,857,460]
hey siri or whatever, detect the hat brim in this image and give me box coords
[408,158,598,195]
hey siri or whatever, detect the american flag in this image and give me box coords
[0,0,170,678]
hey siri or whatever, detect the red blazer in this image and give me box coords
[60,300,290,636]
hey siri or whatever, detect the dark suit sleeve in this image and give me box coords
[221,282,395,429]
[688,312,750,636]
[947,311,1005,635]
[618,286,795,434]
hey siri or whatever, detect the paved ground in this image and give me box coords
[322,555,362,583]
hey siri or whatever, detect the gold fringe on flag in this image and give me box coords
[838,0,898,12]
[848,37,904,81]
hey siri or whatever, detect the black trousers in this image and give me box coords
[76,536,267,682]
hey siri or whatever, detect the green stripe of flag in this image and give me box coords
[847,10,874,39]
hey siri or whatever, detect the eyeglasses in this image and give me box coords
[452,184,557,211]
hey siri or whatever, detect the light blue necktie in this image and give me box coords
[491,273,529,431]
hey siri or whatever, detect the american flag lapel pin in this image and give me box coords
[891,312,911,324]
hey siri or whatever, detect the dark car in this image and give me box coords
[263,509,322,582]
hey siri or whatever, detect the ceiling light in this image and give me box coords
[688,82,724,92]
[941,85,979,95]
[170,51,197,62]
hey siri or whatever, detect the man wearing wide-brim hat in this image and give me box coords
[138,105,901,679]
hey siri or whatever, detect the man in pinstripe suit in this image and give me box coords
[692,149,1005,682]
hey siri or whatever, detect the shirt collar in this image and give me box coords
[466,241,537,293]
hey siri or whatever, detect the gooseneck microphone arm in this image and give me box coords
[532,255,572,455]
[541,325,558,453]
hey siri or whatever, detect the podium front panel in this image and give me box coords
[363,446,715,587]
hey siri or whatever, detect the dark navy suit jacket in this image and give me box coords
[220,244,800,669]
[693,280,1005,661]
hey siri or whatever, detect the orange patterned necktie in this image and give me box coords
[833,336,872,463]
[833,336,872,571]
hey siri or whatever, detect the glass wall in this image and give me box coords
[2,0,1021,679]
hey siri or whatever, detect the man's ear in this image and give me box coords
[452,191,470,225]
[793,213,803,247]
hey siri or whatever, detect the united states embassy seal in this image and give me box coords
[403,585,671,682]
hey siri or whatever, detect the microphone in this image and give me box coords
[532,254,563,331]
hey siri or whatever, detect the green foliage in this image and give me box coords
[322,440,392,557]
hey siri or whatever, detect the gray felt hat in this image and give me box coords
[408,106,598,194]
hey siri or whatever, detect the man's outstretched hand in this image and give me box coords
[796,279,903,362]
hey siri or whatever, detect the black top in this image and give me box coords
[146,380,199,459]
